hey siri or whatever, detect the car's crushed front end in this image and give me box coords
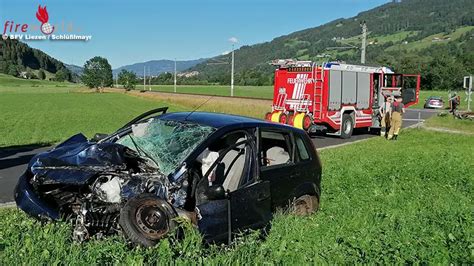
[14,117,215,244]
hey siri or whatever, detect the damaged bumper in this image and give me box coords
[13,114,216,246]
[14,171,59,220]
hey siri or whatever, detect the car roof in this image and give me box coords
[158,111,296,131]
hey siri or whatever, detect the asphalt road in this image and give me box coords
[0,109,437,203]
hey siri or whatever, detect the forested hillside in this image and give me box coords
[190,0,474,90]
[113,59,207,77]
[0,38,73,81]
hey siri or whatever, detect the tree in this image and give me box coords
[55,68,70,82]
[421,55,466,91]
[7,65,18,77]
[81,56,113,92]
[38,69,46,80]
[117,69,138,91]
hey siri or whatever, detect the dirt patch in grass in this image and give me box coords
[107,88,272,119]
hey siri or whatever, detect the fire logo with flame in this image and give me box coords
[36,5,54,35]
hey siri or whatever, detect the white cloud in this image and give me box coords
[228,37,238,43]
[221,50,231,55]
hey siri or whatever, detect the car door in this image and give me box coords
[229,180,272,232]
[258,127,300,209]
[196,129,272,243]
[292,131,322,197]
[401,74,420,105]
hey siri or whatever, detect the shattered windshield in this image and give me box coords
[116,118,215,175]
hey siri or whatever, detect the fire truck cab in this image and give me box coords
[265,59,421,138]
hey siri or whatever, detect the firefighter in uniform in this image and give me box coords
[387,96,405,140]
[378,96,392,137]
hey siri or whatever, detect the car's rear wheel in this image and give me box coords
[119,194,177,247]
[292,195,319,216]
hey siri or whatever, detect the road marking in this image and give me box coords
[318,137,373,151]
[403,118,425,121]
[0,202,15,208]
[319,121,425,151]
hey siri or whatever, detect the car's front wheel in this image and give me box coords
[292,194,319,216]
[119,194,177,247]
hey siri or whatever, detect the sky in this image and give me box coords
[1,0,390,68]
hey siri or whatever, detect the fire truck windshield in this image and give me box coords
[384,74,403,88]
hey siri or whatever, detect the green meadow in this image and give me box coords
[0,75,472,263]
[0,129,472,264]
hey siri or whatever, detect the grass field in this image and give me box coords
[130,84,456,110]
[0,75,473,263]
[424,115,474,134]
[141,84,274,99]
[1,74,469,147]
[342,31,419,46]
[0,75,271,147]
[0,128,472,264]
[0,75,187,147]
[113,88,270,119]
[386,26,474,52]
[0,73,78,93]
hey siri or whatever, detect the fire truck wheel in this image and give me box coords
[279,113,288,124]
[288,114,295,126]
[264,112,273,121]
[303,115,312,130]
[341,113,354,139]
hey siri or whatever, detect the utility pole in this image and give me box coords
[148,67,151,91]
[143,66,146,91]
[464,75,473,111]
[174,58,177,93]
[360,21,367,64]
[231,43,235,97]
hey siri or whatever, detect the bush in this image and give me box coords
[117,69,137,91]
[7,64,18,77]
[38,69,46,80]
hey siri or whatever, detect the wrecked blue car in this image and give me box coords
[15,108,322,246]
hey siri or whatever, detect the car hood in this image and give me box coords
[29,133,130,185]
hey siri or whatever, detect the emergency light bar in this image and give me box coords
[271,59,312,68]
[271,59,394,74]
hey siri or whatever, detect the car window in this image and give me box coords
[260,130,292,168]
[221,136,249,191]
[194,131,254,206]
[295,134,310,161]
[116,118,215,175]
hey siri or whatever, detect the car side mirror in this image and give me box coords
[205,185,226,200]
[91,133,108,142]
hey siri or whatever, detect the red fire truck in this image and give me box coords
[265,59,421,138]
